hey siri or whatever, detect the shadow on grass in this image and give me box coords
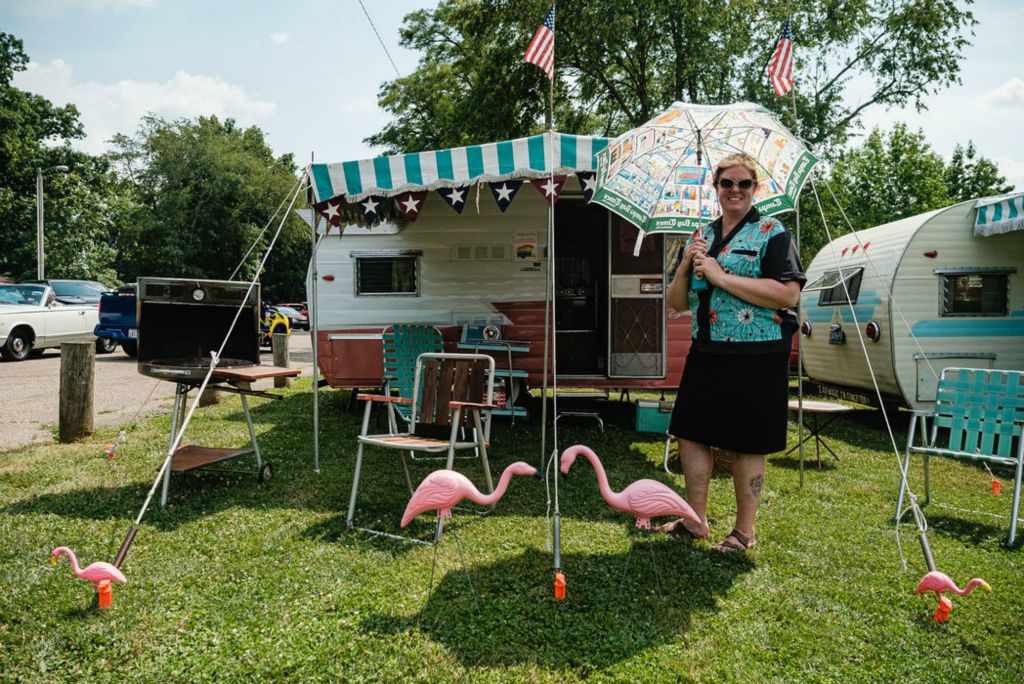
[360,544,752,672]
[916,511,1014,547]
[769,454,839,472]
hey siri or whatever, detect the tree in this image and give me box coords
[110,116,309,302]
[369,0,976,155]
[0,31,94,281]
[793,124,1009,265]
[944,141,1013,202]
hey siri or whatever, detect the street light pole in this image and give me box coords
[36,164,69,280]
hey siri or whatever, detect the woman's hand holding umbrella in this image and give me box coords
[693,251,724,286]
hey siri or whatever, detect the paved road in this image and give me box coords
[0,332,315,454]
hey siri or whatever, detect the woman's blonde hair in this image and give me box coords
[713,153,759,186]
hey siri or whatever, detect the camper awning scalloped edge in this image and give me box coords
[975,192,1024,237]
[307,132,610,204]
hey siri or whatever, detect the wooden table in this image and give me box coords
[786,399,854,467]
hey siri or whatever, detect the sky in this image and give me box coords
[4,0,1024,189]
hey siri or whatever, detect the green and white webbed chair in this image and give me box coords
[896,368,1024,545]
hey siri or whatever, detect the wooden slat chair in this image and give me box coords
[896,368,1024,545]
[346,353,497,540]
[382,324,444,426]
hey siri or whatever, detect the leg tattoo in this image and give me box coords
[749,474,764,498]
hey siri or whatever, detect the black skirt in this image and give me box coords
[668,348,791,455]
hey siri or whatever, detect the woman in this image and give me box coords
[659,153,805,553]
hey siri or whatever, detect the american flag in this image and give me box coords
[524,6,555,80]
[767,17,794,97]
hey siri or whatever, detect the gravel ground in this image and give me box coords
[0,332,315,454]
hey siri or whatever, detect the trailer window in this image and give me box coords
[940,273,1008,316]
[805,268,863,306]
[355,256,419,296]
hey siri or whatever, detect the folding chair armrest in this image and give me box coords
[357,393,413,404]
[449,400,497,411]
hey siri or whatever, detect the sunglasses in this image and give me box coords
[717,178,756,190]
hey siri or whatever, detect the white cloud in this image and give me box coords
[269,33,290,44]
[338,97,376,114]
[993,156,1024,192]
[981,77,1024,110]
[14,59,277,154]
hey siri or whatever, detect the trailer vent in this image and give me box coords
[452,244,507,261]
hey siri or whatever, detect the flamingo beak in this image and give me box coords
[979,580,992,591]
[50,556,56,565]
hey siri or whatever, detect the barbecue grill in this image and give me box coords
[137,277,260,382]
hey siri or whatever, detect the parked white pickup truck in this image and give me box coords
[0,283,104,361]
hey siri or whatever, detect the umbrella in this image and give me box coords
[591,101,817,238]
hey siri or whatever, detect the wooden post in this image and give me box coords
[272,333,290,388]
[59,341,94,443]
[198,386,219,406]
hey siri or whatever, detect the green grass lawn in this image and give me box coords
[1,380,1022,682]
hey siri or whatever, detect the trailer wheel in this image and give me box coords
[258,462,272,483]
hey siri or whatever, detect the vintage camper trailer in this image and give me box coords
[800,193,1024,410]
[306,133,695,404]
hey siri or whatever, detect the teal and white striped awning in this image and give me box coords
[975,192,1024,236]
[307,132,609,203]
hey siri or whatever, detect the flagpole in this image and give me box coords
[782,14,806,487]
[548,2,562,583]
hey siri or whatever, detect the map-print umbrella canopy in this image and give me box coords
[591,101,818,235]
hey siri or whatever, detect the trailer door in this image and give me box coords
[608,216,665,378]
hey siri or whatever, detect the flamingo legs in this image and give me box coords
[423,515,480,614]
[617,531,664,600]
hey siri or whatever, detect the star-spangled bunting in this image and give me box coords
[488,180,523,213]
[576,172,596,202]
[358,195,384,222]
[437,185,470,214]
[767,17,794,97]
[313,197,345,227]
[395,191,428,222]
[524,6,555,80]
[529,175,567,206]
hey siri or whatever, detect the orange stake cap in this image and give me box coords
[554,572,566,601]
[934,595,952,623]
[97,580,112,609]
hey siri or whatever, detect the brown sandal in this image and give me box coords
[655,519,709,540]
[713,528,754,553]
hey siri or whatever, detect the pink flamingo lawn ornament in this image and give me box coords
[401,462,538,610]
[401,461,539,528]
[915,570,991,623]
[50,546,127,609]
[559,445,701,529]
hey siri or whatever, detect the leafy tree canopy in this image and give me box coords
[109,116,310,302]
[0,31,95,281]
[369,0,976,155]
[795,123,1013,264]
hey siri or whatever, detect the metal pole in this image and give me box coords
[36,168,43,280]
[788,49,805,488]
[308,158,321,474]
[35,165,68,280]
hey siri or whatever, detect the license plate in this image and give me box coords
[128,328,137,338]
[828,329,845,345]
